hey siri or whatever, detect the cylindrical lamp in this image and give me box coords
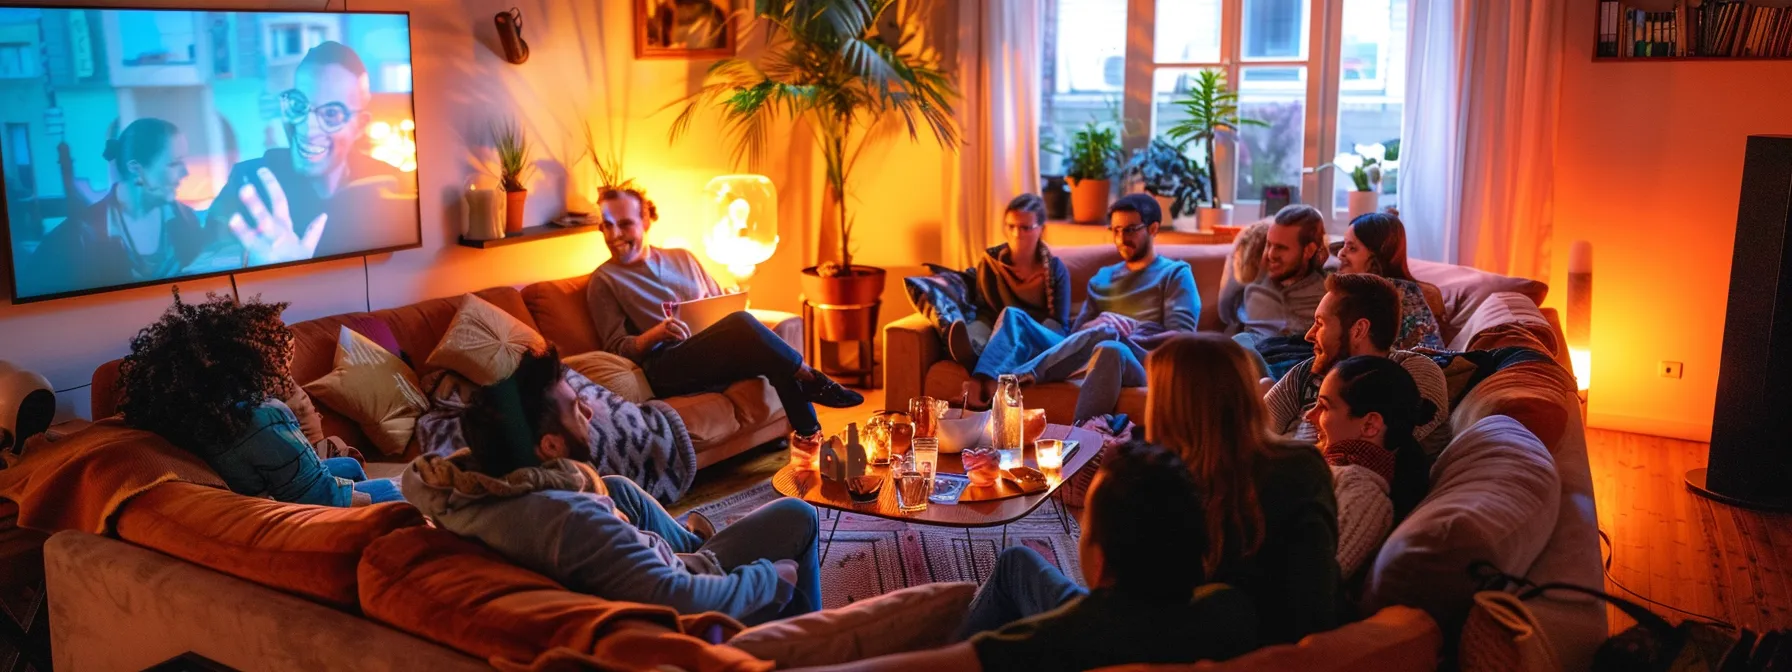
[0,361,54,454]
[702,175,780,283]
[1567,241,1593,418]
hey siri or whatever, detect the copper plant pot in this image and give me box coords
[801,265,887,341]
[504,189,528,234]
[1066,177,1111,224]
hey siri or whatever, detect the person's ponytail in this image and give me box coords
[1332,356,1434,519]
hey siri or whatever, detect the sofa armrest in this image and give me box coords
[748,309,804,354]
[883,314,942,412]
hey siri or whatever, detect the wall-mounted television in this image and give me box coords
[0,6,419,303]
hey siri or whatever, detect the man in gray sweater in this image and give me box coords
[1228,204,1331,379]
[584,187,860,439]
[402,347,822,624]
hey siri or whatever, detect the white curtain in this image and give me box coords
[942,0,1041,270]
[1400,0,1566,280]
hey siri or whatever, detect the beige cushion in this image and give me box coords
[1365,415,1560,635]
[728,582,976,668]
[425,294,547,386]
[564,351,654,404]
[1409,259,1549,345]
[660,392,743,448]
[304,326,429,457]
[281,379,326,446]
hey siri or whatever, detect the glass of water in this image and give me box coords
[894,454,931,513]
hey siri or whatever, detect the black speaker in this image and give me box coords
[1688,135,1792,511]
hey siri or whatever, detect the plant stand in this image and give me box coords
[802,297,881,388]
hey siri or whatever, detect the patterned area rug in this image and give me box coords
[693,481,1087,609]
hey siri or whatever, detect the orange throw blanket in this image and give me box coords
[0,419,225,535]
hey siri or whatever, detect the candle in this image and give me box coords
[464,186,504,240]
[1035,439,1065,475]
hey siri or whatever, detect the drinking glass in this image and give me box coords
[909,396,948,439]
[864,413,893,466]
[893,454,931,513]
[1035,439,1065,476]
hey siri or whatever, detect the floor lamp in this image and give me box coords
[1567,242,1591,423]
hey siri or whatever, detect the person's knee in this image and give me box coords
[601,475,644,500]
[994,545,1046,574]
[763,497,820,530]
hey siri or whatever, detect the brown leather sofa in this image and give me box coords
[90,276,799,470]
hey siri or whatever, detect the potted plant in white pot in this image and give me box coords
[492,118,532,234]
[1325,142,1396,223]
[1121,137,1209,232]
[1164,70,1265,232]
[1064,120,1121,224]
[670,0,959,341]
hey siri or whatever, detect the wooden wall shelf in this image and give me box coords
[458,223,602,249]
[1597,0,1792,62]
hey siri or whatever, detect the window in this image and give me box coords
[5,123,33,193]
[1040,0,1409,221]
[266,20,336,65]
[380,63,413,94]
[118,10,198,66]
[0,43,37,79]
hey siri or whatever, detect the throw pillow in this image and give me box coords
[565,350,655,404]
[281,378,327,446]
[904,264,977,337]
[304,326,428,457]
[343,315,408,365]
[425,294,548,386]
[113,481,425,611]
[728,582,977,668]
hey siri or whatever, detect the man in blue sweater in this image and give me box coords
[401,346,822,625]
[973,194,1200,420]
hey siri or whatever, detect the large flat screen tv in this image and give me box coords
[0,7,419,303]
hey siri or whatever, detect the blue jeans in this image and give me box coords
[974,308,1148,422]
[322,457,406,504]
[602,475,822,624]
[642,312,821,436]
[955,546,1088,640]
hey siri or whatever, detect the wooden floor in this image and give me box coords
[675,388,1792,637]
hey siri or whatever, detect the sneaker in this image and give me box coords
[946,320,978,369]
[683,510,717,542]
[800,372,865,408]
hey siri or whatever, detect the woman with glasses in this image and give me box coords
[945,193,1072,369]
[24,117,207,297]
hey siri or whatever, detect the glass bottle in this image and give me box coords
[991,374,1025,469]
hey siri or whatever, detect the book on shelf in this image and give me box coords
[1601,0,1792,59]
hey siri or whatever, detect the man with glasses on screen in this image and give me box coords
[209,40,408,266]
[970,194,1200,421]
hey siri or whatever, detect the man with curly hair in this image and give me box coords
[119,289,400,506]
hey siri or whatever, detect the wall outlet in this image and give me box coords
[1660,361,1684,379]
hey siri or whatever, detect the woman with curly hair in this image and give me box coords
[118,289,398,506]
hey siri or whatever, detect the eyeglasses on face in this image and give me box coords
[1108,222,1149,237]
[279,90,363,133]
[1005,222,1044,232]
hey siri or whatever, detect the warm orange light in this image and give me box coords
[703,175,779,279]
[1570,347,1591,392]
[370,118,417,173]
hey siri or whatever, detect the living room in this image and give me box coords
[0,0,1790,670]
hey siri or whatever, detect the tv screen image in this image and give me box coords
[0,7,419,303]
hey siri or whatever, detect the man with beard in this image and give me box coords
[1265,273,1451,455]
[972,194,1199,421]
[210,41,412,265]
[1227,205,1331,379]
[582,187,862,443]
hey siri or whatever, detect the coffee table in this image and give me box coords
[770,423,1103,580]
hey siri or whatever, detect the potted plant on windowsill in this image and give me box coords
[1122,137,1209,232]
[493,118,532,234]
[1064,120,1121,224]
[671,0,960,341]
[1165,70,1265,232]
[1321,142,1397,223]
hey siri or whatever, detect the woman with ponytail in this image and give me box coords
[1305,355,1437,578]
[25,117,208,296]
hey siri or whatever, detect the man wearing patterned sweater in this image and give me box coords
[1265,273,1451,456]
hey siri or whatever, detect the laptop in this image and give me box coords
[665,292,750,335]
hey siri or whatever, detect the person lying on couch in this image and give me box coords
[1264,273,1451,455]
[970,193,1199,421]
[1226,204,1331,379]
[401,345,823,625]
[584,186,861,441]
[117,289,402,507]
[796,441,1259,672]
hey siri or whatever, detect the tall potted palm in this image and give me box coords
[1165,71,1265,231]
[672,0,960,340]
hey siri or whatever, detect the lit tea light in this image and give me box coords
[1035,439,1065,475]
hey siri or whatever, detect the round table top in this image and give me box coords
[771,424,1106,528]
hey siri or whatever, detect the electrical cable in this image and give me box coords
[362,256,371,312]
[229,273,240,303]
[1597,528,1736,629]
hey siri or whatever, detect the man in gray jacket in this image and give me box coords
[401,347,822,625]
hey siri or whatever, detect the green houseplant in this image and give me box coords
[1121,137,1209,226]
[1063,120,1122,223]
[1164,70,1266,229]
[492,118,532,234]
[671,0,960,327]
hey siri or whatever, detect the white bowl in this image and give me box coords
[936,410,989,454]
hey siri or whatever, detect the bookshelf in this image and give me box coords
[1595,0,1792,61]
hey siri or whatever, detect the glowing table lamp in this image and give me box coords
[1567,241,1592,418]
[703,175,780,283]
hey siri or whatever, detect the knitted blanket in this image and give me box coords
[415,369,697,504]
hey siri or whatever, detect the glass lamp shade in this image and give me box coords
[703,175,780,279]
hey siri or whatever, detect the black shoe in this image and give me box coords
[800,372,865,408]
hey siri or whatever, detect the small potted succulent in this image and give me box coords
[492,118,532,234]
[1324,142,1398,223]
[1063,120,1122,224]
[1122,137,1210,232]
[1164,70,1266,231]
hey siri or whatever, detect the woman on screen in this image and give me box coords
[25,118,208,296]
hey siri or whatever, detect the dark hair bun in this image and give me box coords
[1412,399,1439,426]
[102,138,122,162]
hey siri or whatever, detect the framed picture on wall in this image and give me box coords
[634,0,735,59]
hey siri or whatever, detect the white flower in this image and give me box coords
[1365,164,1382,184]
[1331,152,1363,173]
[1355,143,1387,160]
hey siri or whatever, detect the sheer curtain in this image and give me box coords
[941,0,1040,270]
[1401,0,1566,279]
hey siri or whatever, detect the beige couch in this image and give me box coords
[884,243,1566,421]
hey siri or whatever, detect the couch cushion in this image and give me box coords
[304,326,429,457]
[566,350,655,404]
[1053,244,1231,331]
[425,294,549,386]
[522,275,603,356]
[1453,361,1576,453]
[1365,415,1560,637]
[113,481,425,611]
[358,526,761,670]
[1449,292,1557,354]
[288,287,532,388]
[1409,259,1548,345]
[661,391,745,448]
[728,582,976,668]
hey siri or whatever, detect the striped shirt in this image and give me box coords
[1265,350,1453,455]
